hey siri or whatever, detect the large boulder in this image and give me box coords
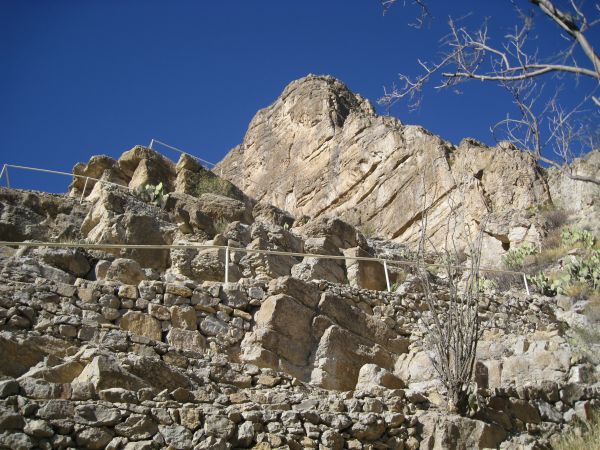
[241,294,315,372]
[170,246,242,283]
[69,155,127,198]
[104,258,145,284]
[164,192,215,237]
[344,246,387,291]
[118,146,176,191]
[355,364,405,391]
[0,334,47,378]
[196,193,253,224]
[419,413,506,450]
[81,186,176,269]
[240,278,408,390]
[74,355,148,391]
[310,324,395,391]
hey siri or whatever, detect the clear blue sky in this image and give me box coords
[1,0,598,192]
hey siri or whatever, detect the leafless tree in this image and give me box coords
[380,0,600,185]
[415,163,490,414]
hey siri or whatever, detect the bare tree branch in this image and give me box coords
[381,0,600,185]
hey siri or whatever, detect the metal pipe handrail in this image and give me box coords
[0,240,529,277]
[2,164,131,191]
[149,139,217,167]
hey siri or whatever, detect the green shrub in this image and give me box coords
[503,243,537,270]
[194,172,235,198]
[134,182,169,208]
[562,227,596,248]
[478,278,498,292]
[531,250,600,297]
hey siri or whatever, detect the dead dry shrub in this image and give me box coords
[542,208,569,231]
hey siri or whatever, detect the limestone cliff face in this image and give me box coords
[216,75,551,261]
[548,151,600,235]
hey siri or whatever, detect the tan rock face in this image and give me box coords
[81,187,176,270]
[240,277,409,390]
[548,150,600,235]
[166,328,206,353]
[119,312,162,341]
[216,75,552,264]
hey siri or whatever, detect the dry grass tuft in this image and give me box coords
[554,411,600,450]
[563,282,592,301]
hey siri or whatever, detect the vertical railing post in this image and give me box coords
[523,273,530,296]
[80,177,89,204]
[224,245,230,285]
[383,260,391,293]
[149,139,155,149]
[0,165,5,187]
[4,165,9,188]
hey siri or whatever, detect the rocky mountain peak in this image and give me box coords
[217,75,579,266]
[277,74,376,128]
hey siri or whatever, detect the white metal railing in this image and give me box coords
[0,240,531,295]
[0,163,133,203]
[148,139,217,169]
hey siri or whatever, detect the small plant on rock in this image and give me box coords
[194,171,235,198]
[503,243,537,270]
[527,273,557,297]
[565,250,600,292]
[477,278,498,293]
[134,182,169,208]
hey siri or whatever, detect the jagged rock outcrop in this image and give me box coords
[69,146,255,225]
[216,75,554,265]
[81,186,176,270]
[0,188,88,242]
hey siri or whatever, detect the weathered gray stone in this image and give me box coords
[0,431,34,450]
[170,305,197,330]
[235,421,255,447]
[200,316,229,336]
[0,405,24,430]
[105,258,146,284]
[159,424,193,450]
[23,419,54,438]
[356,364,405,391]
[115,414,158,440]
[74,355,148,391]
[0,379,19,398]
[75,426,114,449]
[75,403,122,426]
[321,429,344,450]
[204,415,236,440]
[99,387,137,403]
